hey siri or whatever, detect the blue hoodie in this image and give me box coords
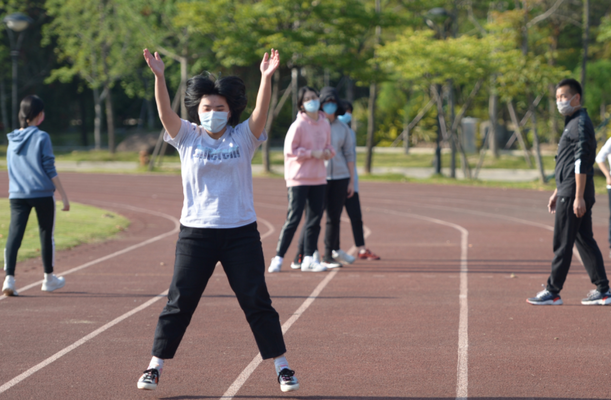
[6,126,57,199]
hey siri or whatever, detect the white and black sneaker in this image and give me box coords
[526,288,563,305]
[301,256,327,272]
[278,368,299,392]
[581,289,611,305]
[137,368,160,390]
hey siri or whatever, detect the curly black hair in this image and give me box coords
[184,75,247,126]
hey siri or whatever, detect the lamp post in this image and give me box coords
[425,8,453,176]
[3,13,33,130]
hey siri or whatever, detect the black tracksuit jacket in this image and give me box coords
[554,108,596,200]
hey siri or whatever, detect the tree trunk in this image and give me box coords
[581,0,589,100]
[0,79,8,135]
[365,82,377,174]
[346,77,354,103]
[488,82,499,158]
[448,82,456,178]
[180,56,188,119]
[263,71,280,173]
[403,100,410,155]
[93,87,103,150]
[530,99,547,183]
[105,84,115,154]
[80,90,88,146]
[291,67,299,119]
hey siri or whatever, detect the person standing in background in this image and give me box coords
[527,78,610,306]
[337,101,380,262]
[3,95,69,297]
[269,86,335,273]
[595,134,611,258]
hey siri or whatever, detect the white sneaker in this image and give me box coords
[268,256,283,273]
[290,262,301,269]
[41,274,65,292]
[313,250,321,263]
[332,249,355,265]
[301,256,327,272]
[2,276,18,296]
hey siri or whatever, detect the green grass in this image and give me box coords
[0,200,130,264]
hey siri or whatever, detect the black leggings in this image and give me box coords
[152,222,286,360]
[5,197,55,276]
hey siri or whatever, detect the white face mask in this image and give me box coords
[199,111,229,133]
[556,94,579,116]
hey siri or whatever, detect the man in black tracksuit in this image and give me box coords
[527,78,611,306]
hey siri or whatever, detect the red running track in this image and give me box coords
[0,172,610,400]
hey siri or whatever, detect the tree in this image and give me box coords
[44,0,140,153]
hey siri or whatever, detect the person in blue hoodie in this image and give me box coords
[2,95,69,297]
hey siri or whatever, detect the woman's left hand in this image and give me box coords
[347,180,354,198]
[260,49,280,78]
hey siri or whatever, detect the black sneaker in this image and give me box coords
[526,289,562,305]
[581,289,611,305]
[137,368,160,390]
[278,368,299,392]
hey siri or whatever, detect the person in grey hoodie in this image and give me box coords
[2,95,69,297]
[318,87,355,268]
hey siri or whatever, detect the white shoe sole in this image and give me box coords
[322,262,342,269]
[137,381,157,390]
[280,382,300,392]
[581,298,611,305]
[301,266,327,272]
[290,263,301,269]
[2,288,17,296]
[526,299,563,305]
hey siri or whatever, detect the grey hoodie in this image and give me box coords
[7,126,57,199]
[325,118,355,180]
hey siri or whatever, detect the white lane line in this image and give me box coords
[1,201,180,301]
[219,209,371,400]
[0,289,169,395]
[0,210,277,394]
[370,207,469,400]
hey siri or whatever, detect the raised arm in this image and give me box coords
[249,49,280,139]
[143,49,181,138]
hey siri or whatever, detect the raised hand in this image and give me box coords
[260,49,280,79]
[143,48,165,77]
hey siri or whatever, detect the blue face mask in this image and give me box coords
[322,102,338,115]
[199,111,229,134]
[303,99,320,113]
[337,113,352,124]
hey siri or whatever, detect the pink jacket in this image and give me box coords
[284,111,336,187]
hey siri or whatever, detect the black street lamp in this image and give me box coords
[3,13,33,130]
[424,8,453,176]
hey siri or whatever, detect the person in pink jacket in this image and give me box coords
[268,86,335,273]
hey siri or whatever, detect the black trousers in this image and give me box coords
[324,178,350,261]
[152,223,286,360]
[275,185,326,258]
[607,188,611,249]
[546,196,610,294]
[344,191,365,248]
[5,197,55,276]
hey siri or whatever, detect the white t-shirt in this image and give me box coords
[164,118,266,228]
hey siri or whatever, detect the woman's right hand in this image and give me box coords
[143,49,164,77]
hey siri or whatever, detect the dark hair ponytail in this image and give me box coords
[19,95,45,129]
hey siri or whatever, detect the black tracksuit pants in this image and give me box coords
[275,185,326,259]
[546,196,610,294]
[152,222,286,360]
[5,197,55,276]
[344,191,365,248]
